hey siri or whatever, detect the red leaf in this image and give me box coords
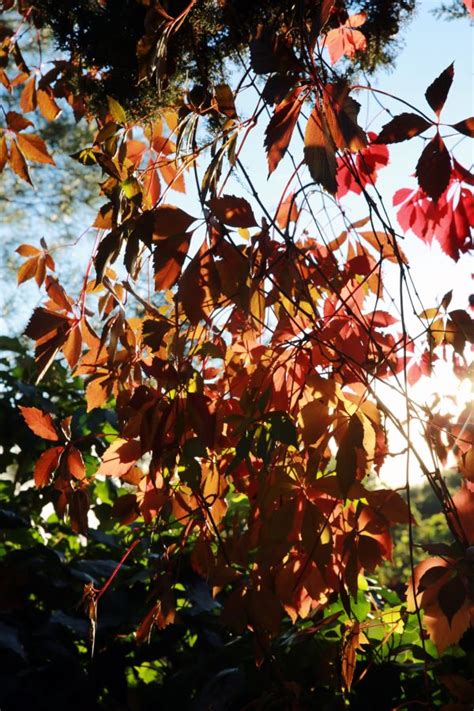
[264,90,303,174]
[34,446,64,487]
[325,13,367,64]
[374,113,432,144]
[425,63,454,117]
[97,439,142,478]
[336,132,389,197]
[336,414,364,497]
[20,406,60,441]
[451,117,474,137]
[463,0,474,15]
[415,133,451,201]
[208,195,257,228]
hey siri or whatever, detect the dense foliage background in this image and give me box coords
[0,1,473,709]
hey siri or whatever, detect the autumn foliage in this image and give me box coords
[1,0,474,707]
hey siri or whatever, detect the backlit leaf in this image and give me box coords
[34,446,64,487]
[374,113,432,144]
[415,132,451,201]
[425,63,454,116]
[208,195,257,228]
[19,406,60,441]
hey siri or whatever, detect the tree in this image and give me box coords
[1,1,474,708]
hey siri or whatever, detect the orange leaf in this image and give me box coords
[159,158,185,193]
[16,244,41,257]
[208,195,257,228]
[304,106,337,194]
[264,90,302,174]
[16,132,55,165]
[20,406,60,440]
[275,193,299,229]
[0,135,8,173]
[9,139,31,184]
[17,256,39,285]
[37,87,61,121]
[20,75,37,113]
[34,446,64,487]
[67,446,86,480]
[63,323,82,369]
[97,438,142,478]
[154,233,191,290]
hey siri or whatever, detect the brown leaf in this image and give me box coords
[20,406,60,441]
[16,132,55,165]
[9,139,31,184]
[323,83,367,151]
[97,438,142,478]
[264,91,302,174]
[416,133,451,201]
[154,233,191,290]
[178,241,220,324]
[214,83,237,118]
[451,117,474,137]
[304,106,337,194]
[153,205,196,237]
[6,110,33,132]
[67,447,86,480]
[208,195,257,228]
[425,63,454,116]
[374,112,432,145]
[34,446,64,487]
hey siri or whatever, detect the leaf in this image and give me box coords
[34,446,64,487]
[9,139,31,184]
[37,88,61,121]
[107,96,127,124]
[214,84,237,118]
[20,75,37,113]
[6,110,33,132]
[325,13,367,64]
[451,117,474,137]
[438,575,467,626]
[153,233,191,290]
[208,195,257,228]
[264,91,302,174]
[275,193,299,229]
[67,447,86,480]
[415,133,451,201]
[153,205,196,237]
[323,83,367,152]
[97,439,142,478]
[336,132,389,198]
[0,135,8,173]
[62,323,82,369]
[304,106,337,194]
[374,113,432,144]
[336,413,364,497]
[425,63,454,116]
[19,406,60,441]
